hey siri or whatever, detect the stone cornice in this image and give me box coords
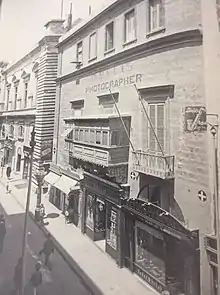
[57,29,202,83]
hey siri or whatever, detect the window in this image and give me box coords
[85,194,95,229]
[135,223,165,282]
[76,41,83,64]
[18,125,24,138]
[103,131,108,146]
[24,82,28,108]
[96,131,101,144]
[79,129,84,141]
[124,9,136,43]
[6,88,10,110]
[90,130,95,143]
[70,99,84,117]
[74,129,79,141]
[149,0,165,32]
[89,32,97,60]
[98,93,118,114]
[148,103,165,152]
[105,22,114,52]
[14,86,18,110]
[10,125,14,136]
[85,130,89,142]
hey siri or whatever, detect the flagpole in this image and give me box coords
[61,0,64,19]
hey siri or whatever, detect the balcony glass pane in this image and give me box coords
[111,130,119,146]
[74,129,79,141]
[103,131,108,145]
[96,131,101,144]
[79,129,84,141]
[90,130,95,143]
[85,130,89,142]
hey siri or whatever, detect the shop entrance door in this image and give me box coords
[94,198,106,241]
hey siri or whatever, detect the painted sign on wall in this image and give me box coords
[184,106,207,132]
[85,74,143,94]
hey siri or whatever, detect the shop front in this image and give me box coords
[82,171,128,267]
[45,166,82,226]
[122,199,200,295]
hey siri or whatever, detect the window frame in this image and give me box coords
[147,101,166,153]
[124,8,137,44]
[76,41,83,64]
[89,31,97,61]
[24,82,28,108]
[148,0,165,33]
[105,21,114,53]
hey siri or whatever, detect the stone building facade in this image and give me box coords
[46,0,220,294]
[0,19,64,179]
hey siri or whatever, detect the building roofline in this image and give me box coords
[57,0,121,48]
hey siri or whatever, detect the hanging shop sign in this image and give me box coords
[184,106,207,132]
[41,140,53,162]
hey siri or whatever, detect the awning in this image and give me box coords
[53,175,79,195]
[63,128,73,138]
[44,172,61,185]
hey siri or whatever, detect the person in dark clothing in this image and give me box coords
[0,214,6,253]
[6,165,11,179]
[39,233,54,269]
[13,258,22,295]
[29,262,43,295]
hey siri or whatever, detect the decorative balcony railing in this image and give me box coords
[65,140,129,166]
[132,150,174,179]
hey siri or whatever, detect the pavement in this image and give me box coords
[0,169,158,295]
[0,200,89,295]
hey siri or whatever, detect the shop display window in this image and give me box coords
[106,206,118,250]
[85,194,95,229]
[135,222,165,284]
[94,198,106,232]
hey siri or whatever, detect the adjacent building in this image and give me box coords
[0,19,65,179]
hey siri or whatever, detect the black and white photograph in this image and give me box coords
[0,0,219,294]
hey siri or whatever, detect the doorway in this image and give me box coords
[16,148,21,171]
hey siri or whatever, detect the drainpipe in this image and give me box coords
[55,50,63,164]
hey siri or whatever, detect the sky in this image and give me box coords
[0,0,106,64]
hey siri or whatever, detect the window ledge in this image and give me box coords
[146,27,166,38]
[104,48,115,56]
[123,38,137,47]
[88,56,97,63]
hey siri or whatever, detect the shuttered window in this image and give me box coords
[149,0,165,32]
[148,103,165,152]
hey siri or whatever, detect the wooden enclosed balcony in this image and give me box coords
[132,150,174,179]
[65,141,129,166]
[64,114,131,167]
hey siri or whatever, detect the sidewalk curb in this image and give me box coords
[0,178,104,295]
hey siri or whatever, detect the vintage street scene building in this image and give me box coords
[1,1,220,295]
[47,0,215,294]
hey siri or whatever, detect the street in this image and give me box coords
[0,183,91,295]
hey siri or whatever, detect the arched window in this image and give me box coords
[10,125,14,136]
[19,125,24,138]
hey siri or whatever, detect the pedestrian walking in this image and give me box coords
[40,204,46,225]
[6,177,11,193]
[6,164,11,179]
[13,258,22,295]
[29,262,43,295]
[0,214,6,253]
[39,233,54,270]
[65,209,69,224]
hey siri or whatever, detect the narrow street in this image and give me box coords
[0,182,90,295]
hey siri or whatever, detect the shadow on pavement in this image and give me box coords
[45,213,60,219]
